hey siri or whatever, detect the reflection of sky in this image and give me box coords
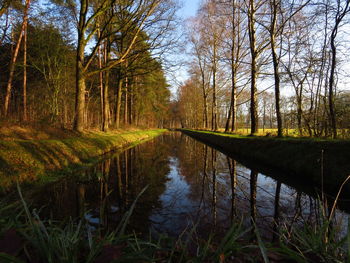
[147,136,349,240]
[47,132,348,240]
[149,157,195,235]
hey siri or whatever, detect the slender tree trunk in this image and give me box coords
[227,0,238,133]
[248,0,258,135]
[329,34,337,139]
[115,69,123,128]
[225,103,232,132]
[97,25,104,130]
[124,76,128,125]
[297,85,303,136]
[129,84,133,124]
[103,69,110,131]
[23,12,28,122]
[203,90,208,129]
[212,51,218,131]
[102,41,110,131]
[4,0,31,117]
[270,0,283,137]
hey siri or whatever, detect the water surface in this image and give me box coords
[32,132,349,239]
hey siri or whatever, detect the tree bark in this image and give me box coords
[115,73,123,128]
[23,8,28,122]
[270,0,283,137]
[124,75,128,126]
[248,0,258,135]
[4,0,31,117]
[73,0,88,132]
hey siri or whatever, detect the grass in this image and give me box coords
[1,185,349,262]
[0,129,167,192]
[181,129,350,193]
[218,128,350,139]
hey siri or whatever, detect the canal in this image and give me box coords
[31,132,349,240]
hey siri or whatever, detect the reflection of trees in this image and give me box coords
[212,148,217,228]
[273,181,281,242]
[29,135,172,234]
[28,133,343,240]
[250,170,258,226]
[227,158,237,221]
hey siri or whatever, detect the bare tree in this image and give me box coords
[3,0,31,117]
[328,0,350,138]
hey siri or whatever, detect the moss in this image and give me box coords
[181,129,350,192]
[0,129,166,191]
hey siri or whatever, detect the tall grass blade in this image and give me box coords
[0,253,25,263]
[253,220,270,263]
[329,175,350,221]
[116,185,148,238]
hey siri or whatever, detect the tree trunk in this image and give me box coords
[124,76,128,125]
[202,90,208,129]
[73,0,88,132]
[102,41,110,131]
[248,0,258,135]
[74,49,86,132]
[225,103,232,132]
[23,12,28,122]
[115,77,123,128]
[4,0,31,117]
[212,50,218,131]
[297,85,303,136]
[270,0,283,137]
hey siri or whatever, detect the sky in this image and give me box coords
[166,0,202,95]
[179,0,201,19]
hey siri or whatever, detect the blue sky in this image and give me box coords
[179,0,201,19]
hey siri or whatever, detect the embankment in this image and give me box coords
[182,129,350,192]
[0,129,166,190]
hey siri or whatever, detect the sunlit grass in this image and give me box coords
[0,129,167,191]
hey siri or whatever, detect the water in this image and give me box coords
[31,132,349,240]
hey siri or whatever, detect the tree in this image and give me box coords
[60,0,163,131]
[188,17,212,129]
[246,0,263,135]
[328,0,350,138]
[3,0,31,117]
[222,0,248,132]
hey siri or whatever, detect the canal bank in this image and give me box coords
[0,129,166,191]
[181,129,350,193]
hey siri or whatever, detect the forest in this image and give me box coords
[0,0,349,138]
[0,0,350,138]
[0,0,177,131]
[177,0,350,139]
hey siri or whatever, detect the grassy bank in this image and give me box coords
[181,129,350,192]
[0,128,166,191]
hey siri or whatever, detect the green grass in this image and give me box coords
[0,129,167,191]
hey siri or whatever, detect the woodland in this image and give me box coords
[0,0,350,138]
